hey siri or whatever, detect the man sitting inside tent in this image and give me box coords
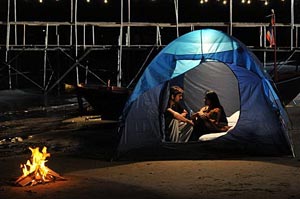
[164,86,194,142]
[190,90,231,140]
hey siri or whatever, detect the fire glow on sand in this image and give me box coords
[15,146,65,186]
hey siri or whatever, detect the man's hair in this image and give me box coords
[170,86,184,96]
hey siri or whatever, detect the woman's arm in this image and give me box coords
[199,106,207,115]
[215,108,222,124]
[191,106,208,120]
[207,108,221,124]
[195,107,221,124]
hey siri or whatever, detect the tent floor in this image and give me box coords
[116,141,292,161]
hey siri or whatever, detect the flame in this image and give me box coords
[16,146,64,186]
[21,147,50,179]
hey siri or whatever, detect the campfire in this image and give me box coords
[15,146,65,186]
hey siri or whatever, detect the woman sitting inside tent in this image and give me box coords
[190,90,230,140]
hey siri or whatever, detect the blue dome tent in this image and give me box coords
[117,29,294,156]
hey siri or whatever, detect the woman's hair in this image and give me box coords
[205,90,222,108]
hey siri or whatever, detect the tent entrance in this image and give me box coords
[165,61,241,143]
[183,61,240,117]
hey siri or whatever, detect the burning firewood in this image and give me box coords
[15,146,65,186]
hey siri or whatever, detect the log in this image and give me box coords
[15,175,34,187]
[15,168,65,186]
[47,168,66,180]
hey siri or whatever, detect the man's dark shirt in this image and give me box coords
[165,102,184,128]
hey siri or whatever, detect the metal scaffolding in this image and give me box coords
[0,0,299,93]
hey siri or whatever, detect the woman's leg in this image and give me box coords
[190,117,209,141]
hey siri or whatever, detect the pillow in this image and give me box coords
[227,110,240,127]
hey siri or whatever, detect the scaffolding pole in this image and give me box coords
[126,0,131,46]
[75,0,79,85]
[117,0,124,87]
[14,0,17,45]
[43,24,49,90]
[0,1,298,93]
[6,0,11,89]
[70,0,73,46]
[291,0,294,50]
[174,0,179,37]
[229,0,233,35]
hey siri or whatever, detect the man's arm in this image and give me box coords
[167,108,194,126]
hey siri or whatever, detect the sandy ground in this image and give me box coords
[0,91,299,199]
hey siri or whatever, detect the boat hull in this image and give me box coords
[275,74,300,105]
[75,73,300,120]
[76,84,131,120]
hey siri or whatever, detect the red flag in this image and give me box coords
[266,15,275,47]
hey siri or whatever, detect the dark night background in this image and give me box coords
[0,0,299,22]
[0,0,299,91]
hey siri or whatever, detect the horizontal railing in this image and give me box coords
[0,21,299,48]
